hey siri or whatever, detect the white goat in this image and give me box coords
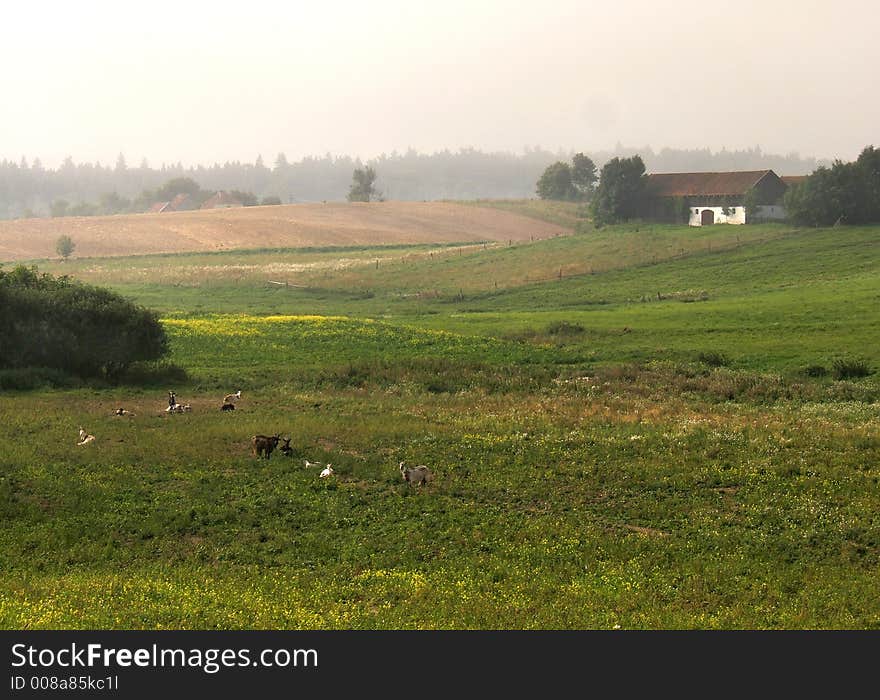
[399,461,433,486]
[319,464,334,478]
[305,459,322,468]
[77,427,95,446]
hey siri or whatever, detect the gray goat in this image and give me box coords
[399,461,434,486]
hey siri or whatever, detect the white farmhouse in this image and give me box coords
[644,170,790,225]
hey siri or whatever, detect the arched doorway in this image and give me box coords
[700,209,715,226]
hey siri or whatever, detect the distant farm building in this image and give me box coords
[170,193,196,211]
[200,191,244,210]
[147,193,196,214]
[644,170,790,226]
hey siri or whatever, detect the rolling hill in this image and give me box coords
[0,201,570,262]
[2,212,879,630]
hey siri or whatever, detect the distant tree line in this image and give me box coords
[45,176,274,219]
[785,146,880,226]
[0,266,167,379]
[0,146,826,219]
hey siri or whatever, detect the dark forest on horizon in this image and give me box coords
[0,145,828,219]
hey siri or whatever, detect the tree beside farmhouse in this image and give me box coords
[590,155,646,225]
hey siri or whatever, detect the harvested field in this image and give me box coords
[0,201,570,261]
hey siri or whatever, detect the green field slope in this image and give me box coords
[29,221,876,374]
[2,216,878,629]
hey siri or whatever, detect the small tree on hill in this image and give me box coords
[56,235,75,260]
[348,166,379,202]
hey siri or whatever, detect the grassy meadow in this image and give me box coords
[2,208,879,628]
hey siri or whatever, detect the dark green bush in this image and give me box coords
[0,265,168,380]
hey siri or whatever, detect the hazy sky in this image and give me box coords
[2,0,877,167]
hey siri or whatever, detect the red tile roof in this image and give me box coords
[170,193,191,209]
[200,191,243,209]
[646,170,777,197]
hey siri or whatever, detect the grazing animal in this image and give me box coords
[77,427,95,446]
[305,459,322,468]
[279,438,293,457]
[220,403,236,411]
[223,390,242,404]
[399,461,434,486]
[252,434,281,459]
[319,464,334,478]
[114,408,135,416]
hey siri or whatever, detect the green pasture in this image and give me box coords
[2,211,879,628]
[26,221,877,374]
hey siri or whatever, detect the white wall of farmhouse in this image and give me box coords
[688,206,745,226]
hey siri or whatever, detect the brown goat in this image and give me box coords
[252,434,281,459]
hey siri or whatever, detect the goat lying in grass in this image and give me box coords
[223,390,242,404]
[166,403,191,413]
[279,438,293,457]
[319,464,334,478]
[77,427,95,446]
[114,407,135,416]
[399,461,433,486]
[220,403,235,411]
